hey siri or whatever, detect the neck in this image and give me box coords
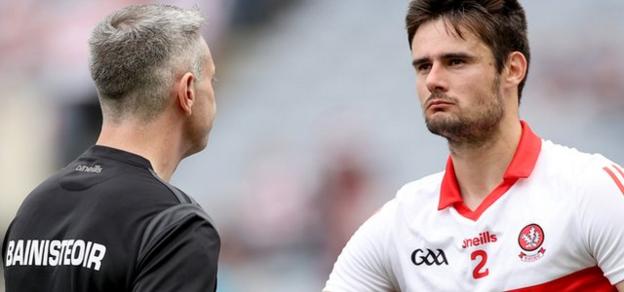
[95,116,186,182]
[449,117,522,210]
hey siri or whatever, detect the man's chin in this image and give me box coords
[426,113,456,128]
[425,110,455,121]
[425,115,463,138]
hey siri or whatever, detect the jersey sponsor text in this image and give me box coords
[461,231,497,249]
[5,239,107,271]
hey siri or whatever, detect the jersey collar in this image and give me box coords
[86,145,153,170]
[438,121,542,212]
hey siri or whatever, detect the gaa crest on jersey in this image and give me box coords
[517,223,546,262]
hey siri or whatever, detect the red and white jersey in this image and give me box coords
[324,122,624,292]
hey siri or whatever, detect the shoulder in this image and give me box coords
[397,171,444,198]
[21,161,208,232]
[531,140,623,211]
[545,143,624,285]
[61,163,202,220]
[392,171,444,214]
[103,168,186,204]
[355,171,444,241]
[131,204,220,291]
[135,203,219,266]
[538,140,621,191]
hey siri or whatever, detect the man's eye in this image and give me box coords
[449,59,464,66]
[417,64,431,72]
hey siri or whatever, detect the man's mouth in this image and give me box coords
[426,99,455,111]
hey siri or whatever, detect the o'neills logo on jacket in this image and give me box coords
[461,231,498,249]
[5,239,107,271]
[75,164,103,174]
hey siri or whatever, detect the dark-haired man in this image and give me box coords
[2,4,220,292]
[324,0,624,291]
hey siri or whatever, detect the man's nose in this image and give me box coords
[425,63,449,93]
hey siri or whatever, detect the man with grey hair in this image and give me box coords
[2,4,220,291]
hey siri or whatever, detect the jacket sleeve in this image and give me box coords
[323,200,398,292]
[132,204,220,292]
[579,161,624,285]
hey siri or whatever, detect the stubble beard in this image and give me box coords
[424,76,504,148]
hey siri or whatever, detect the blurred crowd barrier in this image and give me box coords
[1,1,623,291]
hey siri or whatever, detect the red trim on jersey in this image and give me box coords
[613,164,624,178]
[506,266,615,292]
[603,166,624,194]
[438,121,542,220]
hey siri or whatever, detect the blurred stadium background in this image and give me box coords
[1,0,622,291]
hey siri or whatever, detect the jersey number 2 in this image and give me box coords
[471,250,489,279]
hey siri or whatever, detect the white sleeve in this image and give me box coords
[323,200,398,292]
[578,161,624,285]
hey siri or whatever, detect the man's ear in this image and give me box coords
[177,72,196,116]
[504,51,528,88]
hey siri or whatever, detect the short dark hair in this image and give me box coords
[89,4,205,121]
[406,0,530,102]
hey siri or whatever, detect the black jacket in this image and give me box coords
[2,145,220,292]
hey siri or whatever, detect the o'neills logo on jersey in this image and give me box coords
[461,231,497,249]
[518,224,546,262]
[411,248,448,266]
[5,240,107,271]
[75,164,103,174]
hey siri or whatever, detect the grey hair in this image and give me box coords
[89,4,205,121]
